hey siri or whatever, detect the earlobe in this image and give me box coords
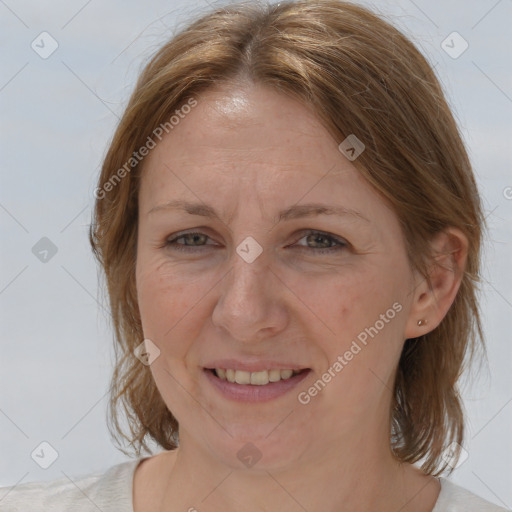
[404,228,468,339]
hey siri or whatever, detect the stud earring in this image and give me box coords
[417,319,427,326]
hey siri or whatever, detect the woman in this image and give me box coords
[1,1,508,511]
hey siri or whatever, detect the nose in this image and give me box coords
[211,247,288,343]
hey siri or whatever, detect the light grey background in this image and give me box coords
[1,0,511,508]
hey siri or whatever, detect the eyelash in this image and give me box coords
[164,229,348,255]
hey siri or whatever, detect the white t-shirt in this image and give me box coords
[0,459,509,511]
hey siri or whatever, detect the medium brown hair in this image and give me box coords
[89,0,486,475]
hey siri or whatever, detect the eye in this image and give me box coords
[292,230,348,254]
[165,231,218,252]
[164,229,348,254]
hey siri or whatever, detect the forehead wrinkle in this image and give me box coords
[147,198,239,226]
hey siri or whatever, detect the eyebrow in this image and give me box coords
[148,199,370,223]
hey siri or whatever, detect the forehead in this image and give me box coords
[146,84,337,170]
[139,83,396,231]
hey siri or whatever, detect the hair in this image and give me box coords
[89,0,486,476]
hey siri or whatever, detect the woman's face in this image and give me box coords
[136,83,421,469]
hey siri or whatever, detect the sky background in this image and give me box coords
[0,0,511,508]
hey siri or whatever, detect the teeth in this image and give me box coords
[214,368,301,385]
[268,369,281,382]
[280,369,293,380]
[235,371,251,385]
[250,370,269,385]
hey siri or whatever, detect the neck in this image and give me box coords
[154,430,439,512]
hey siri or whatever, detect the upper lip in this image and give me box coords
[203,359,309,372]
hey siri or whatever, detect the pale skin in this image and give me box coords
[133,83,468,512]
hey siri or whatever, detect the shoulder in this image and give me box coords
[0,459,141,512]
[434,477,510,512]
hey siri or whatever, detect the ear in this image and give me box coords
[404,228,468,339]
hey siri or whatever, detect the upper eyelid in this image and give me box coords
[168,229,347,246]
[169,230,216,241]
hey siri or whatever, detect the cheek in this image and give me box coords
[290,265,407,381]
[284,265,393,341]
[136,259,200,349]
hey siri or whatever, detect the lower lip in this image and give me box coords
[203,369,311,402]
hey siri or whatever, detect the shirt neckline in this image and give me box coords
[124,458,446,512]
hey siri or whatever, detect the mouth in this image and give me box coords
[206,367,307,385]
[203,367,311,402]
